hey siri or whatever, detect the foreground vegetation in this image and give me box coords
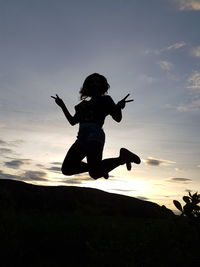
[1,210,200,266]
[0,180,200,266]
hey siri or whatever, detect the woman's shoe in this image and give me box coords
[120,148,141,170]
[103,173,109,179]
[126,162,132,171]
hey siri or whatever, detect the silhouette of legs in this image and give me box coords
[62,140,121,179]
[62,140,141,179]
[86,141,121,179]
[61,141,88,175]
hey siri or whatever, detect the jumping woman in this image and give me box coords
[51,73,140,180]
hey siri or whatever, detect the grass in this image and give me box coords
[1,209,200,267]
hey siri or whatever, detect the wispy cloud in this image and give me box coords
[0,169,48,182]
[175,0,200,10]
[191,46,200,57]
[0,139,24,157]
[138,74,156,84]
[167,42,187,50]
[22,170,48,182]
[62,177,91,185]
[0,170,19,180]
[4,159,31,169]
[187,71,200,90]
[158,61,174,71]
[0,148,14,155]
[0,140,9,146]
[145,41,186,55]
[50,162,62,166]
[168,177,192,183]
[0,139,24,147]
[4,159,25,169]
[177,98,200,111]
[144,157,175,166]
[0,123,6,128]
[177,71,200,111]
[175,167,184,172]
[48,166,61,173]
[136,196,149,201]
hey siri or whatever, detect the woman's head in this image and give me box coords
[80,73,110,100]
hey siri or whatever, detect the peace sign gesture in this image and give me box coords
[117,94,134,109]
[51,94,65,109]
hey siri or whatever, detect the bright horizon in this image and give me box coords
[1,0,200,211]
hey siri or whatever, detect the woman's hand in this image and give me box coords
[51,94,65,109]
[117,94,134,109]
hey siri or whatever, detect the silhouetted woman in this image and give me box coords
[51,73,140,179]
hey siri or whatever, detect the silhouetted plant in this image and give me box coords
[173,191,200,220]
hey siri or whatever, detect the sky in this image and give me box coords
[1,0,200,211]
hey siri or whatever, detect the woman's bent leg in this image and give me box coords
[62,141,88,175]
[87,141,121,179]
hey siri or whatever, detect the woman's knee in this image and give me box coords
[61,164,74,176]
[89,168,102,179]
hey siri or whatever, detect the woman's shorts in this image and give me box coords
[77,123,105,145]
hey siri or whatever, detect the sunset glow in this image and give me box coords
[1,0,200,212]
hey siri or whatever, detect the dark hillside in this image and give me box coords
[0,179,173,218]
[1,179,200,266]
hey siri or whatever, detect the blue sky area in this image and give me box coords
[1,0,200,211]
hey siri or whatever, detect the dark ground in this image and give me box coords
[0,179,200,267]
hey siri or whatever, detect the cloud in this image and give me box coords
[136,196,149,201]
[167,42,187,50]
[36,164,45,168]
[22,170,47,181]
[145,157,175,166]
[175,167,184,171]
[177,72,200,111]
[175,0,200,10]
[187,72,200,90]
[158,61,173,71]
[0,148,14,155]
[50,162,62,165]
[62,176,92,185]
[48,166,61,173]
[4,159,31,169]
[145,49,161,55]
[0,124,6,128]
[191,46,200,57]
[0,139,9,146]
[145,41,186,55]
[47,162,62,173]
[0,169,48,182]
[0,167,50,183]
[62,179,85,185]
[4,160,25,169]
[177,98,200,111]
[168,177,192,183]
[185,189,192,193]
[138,74,156,84]
[0,139,24,147]
[0,170,20,180]
[0,139,24,157]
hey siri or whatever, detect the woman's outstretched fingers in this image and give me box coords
[124,94,130,100]
[125,99,134,103]
[123,94,134,103]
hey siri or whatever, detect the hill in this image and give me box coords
[0,179,200,266]
[0,179,173,218]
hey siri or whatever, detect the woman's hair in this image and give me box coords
[79,73,110,100]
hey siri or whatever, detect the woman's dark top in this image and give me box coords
[73,95,120,128]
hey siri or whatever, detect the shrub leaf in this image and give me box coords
[173,200,183,212]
